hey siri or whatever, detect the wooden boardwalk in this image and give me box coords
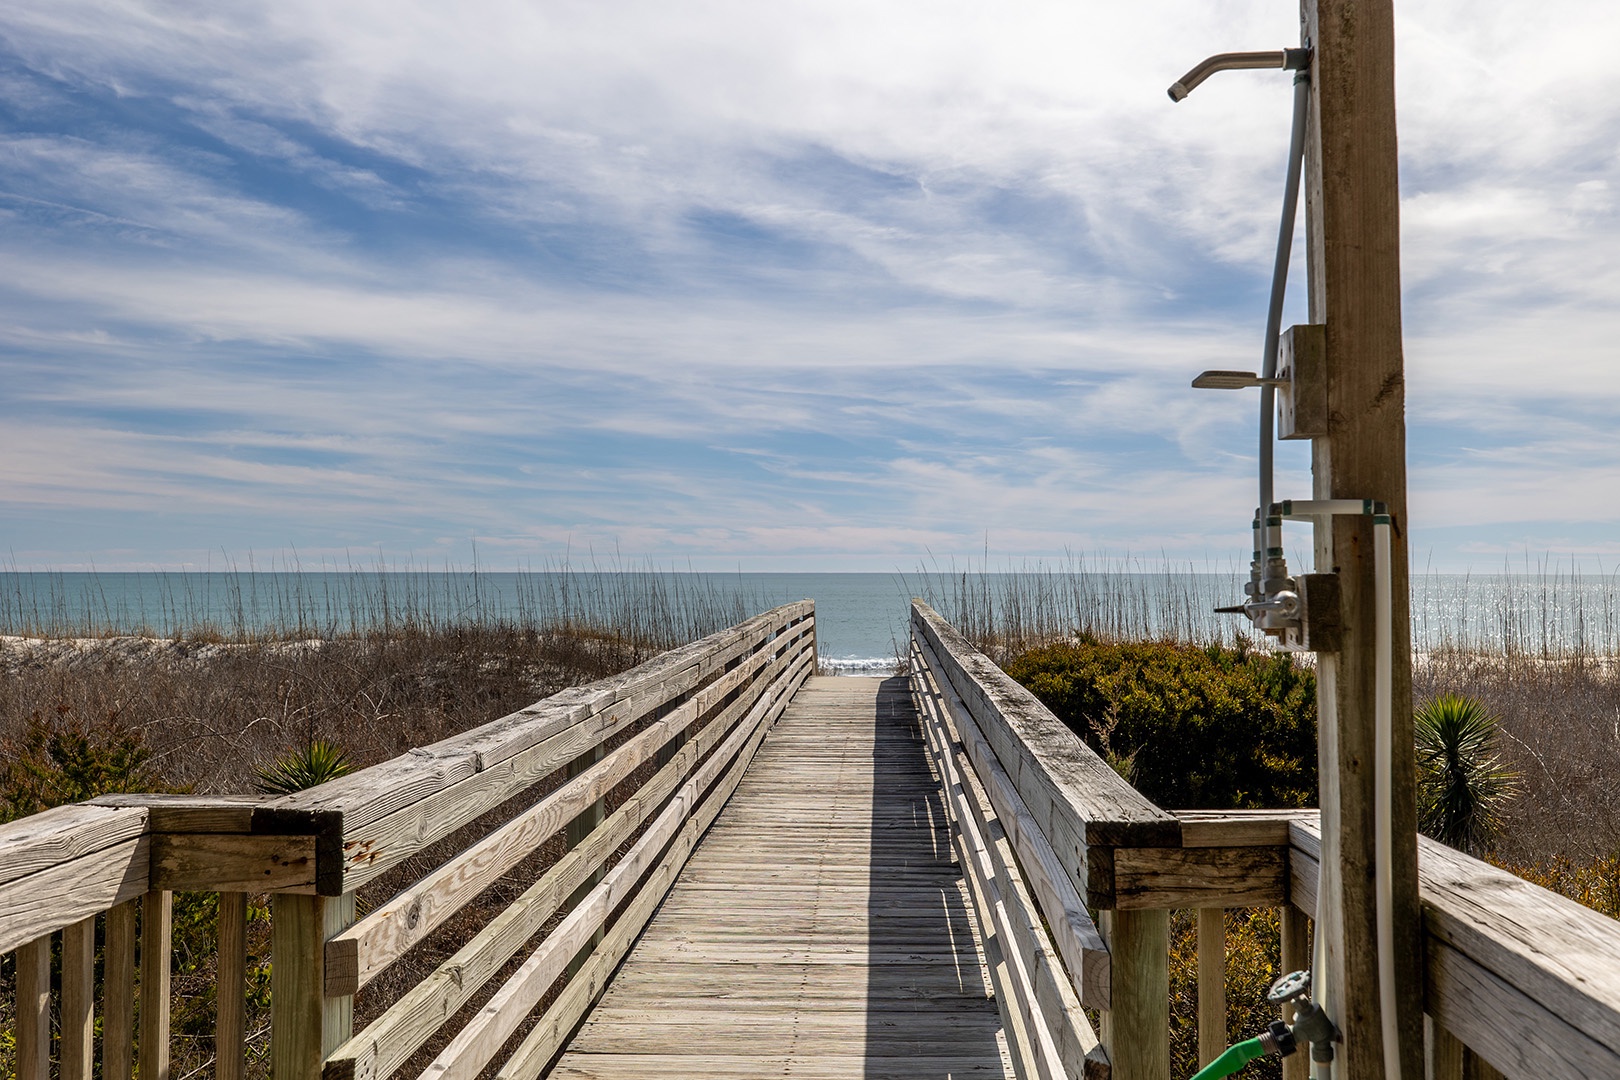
[552,674,1013,1079]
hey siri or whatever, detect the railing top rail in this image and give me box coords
[911,599,1177,849]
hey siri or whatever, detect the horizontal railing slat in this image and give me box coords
[325,618,812,995]
[321,632,813,1080]
[912,629,1112,1008]
[911,602,1178,863]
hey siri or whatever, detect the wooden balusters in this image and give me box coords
[15,932,50,1080]
[140,889,174,1080]
[218,891,250,1080]
[1280,907,1311,1080]
[1197,908,1227,1068]
[1100,908,1170,1080]
[105,898,139,1080]
[272,891,355,1080]
[62,915,97,1080]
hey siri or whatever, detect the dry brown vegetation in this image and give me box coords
[1413,650,1620,868]
[0,591,749,1077]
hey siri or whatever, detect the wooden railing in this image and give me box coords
[910,598,1620,1080]
[0,600,815,1080]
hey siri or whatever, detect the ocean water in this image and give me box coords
[4,569,1620,670]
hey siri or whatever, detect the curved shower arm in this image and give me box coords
[1168,48,1311,101]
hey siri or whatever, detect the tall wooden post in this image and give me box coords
[1300,1,1423,1078]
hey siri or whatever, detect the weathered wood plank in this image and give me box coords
[271,893,327,1080]
[105,899,138,1080]
[140,890,173,1080]
[88,794,273,833]
[918,663,1108,1080]
[0,834,149,954]
[494,673,782,1080]
[1112,846,1288,910]
[62,915,97,1080]
[913,633,1112,1002]
[218,892,249,1080]
[0,803,147,884]
[328,635,800,991]
[16,932,51,1080]
[152,833,318,892]
[550,673,1011,1080]
[316,615,812,893]
[321,648,811,1080]
[270,602,810,837]
[911,601,1177,849]
[421,656,804,1080]
[1175,809,1314,848]
[1281,907,1311,1080]
[1197,909,1225,1068]
[1098,908,1169,1080]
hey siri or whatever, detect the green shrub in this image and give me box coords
[1415,693,1518,855]
[1004,638,1317,809]
[0,712,160,823]
[256,738,355,795]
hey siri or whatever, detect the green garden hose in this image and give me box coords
[1187,1037,1267,1080]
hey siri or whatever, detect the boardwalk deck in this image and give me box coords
[551,674,1014,1079]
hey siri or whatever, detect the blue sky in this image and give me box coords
[2,0,1618,572]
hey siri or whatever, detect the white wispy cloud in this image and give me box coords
[0,0,1616,570]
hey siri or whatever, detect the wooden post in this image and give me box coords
[141,890,175,1080]
[63,915,98,1080]
[1300,1,1423,1078]
[1280,908,1311,1080]
[15,932,51,1080]
[272,892,355,1080]
[1099,908,1170,1080]
[218,892,249,1080]
[106,899,140,1080]
[1197,908,1226,1067]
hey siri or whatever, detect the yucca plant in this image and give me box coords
[256,739,354,795]
[1414,694,1518,854]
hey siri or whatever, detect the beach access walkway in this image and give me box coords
[551,675,1013,1079]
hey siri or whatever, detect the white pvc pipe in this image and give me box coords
[1374,518,1400,1080]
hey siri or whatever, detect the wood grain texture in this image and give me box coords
[1197,909,1225,1068]
[152,833,318,891]
[0,803,147,884]
[320,616,812,894]
[1280,907,1311,1080]
[62,915,97,1080]
[322,649,811,1080]
[272,893,328,1080]
[105,899,138,1080]
[1112,846,1288,910]
[140,890,174,1080]
[218,892,249,1080]
[420,653,811,1080]
[495,668,784,1080]
[911,602,1178,851]
[329,637,801,991]
[0,834,149,952]
[88,794,271,833]
[917,658,1108,1080]
[1099,908,1169,1080]
[270,603,810,832]
[551,675,1014,1080]
[1292,815,1620,1078]
[16,932,50,1080]
[1302,0,1423,1075]
[913,634,1112,1005]
[1174,810,1314,848]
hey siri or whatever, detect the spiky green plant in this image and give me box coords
[256,739,354,795]
[1414,694,1518,854]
